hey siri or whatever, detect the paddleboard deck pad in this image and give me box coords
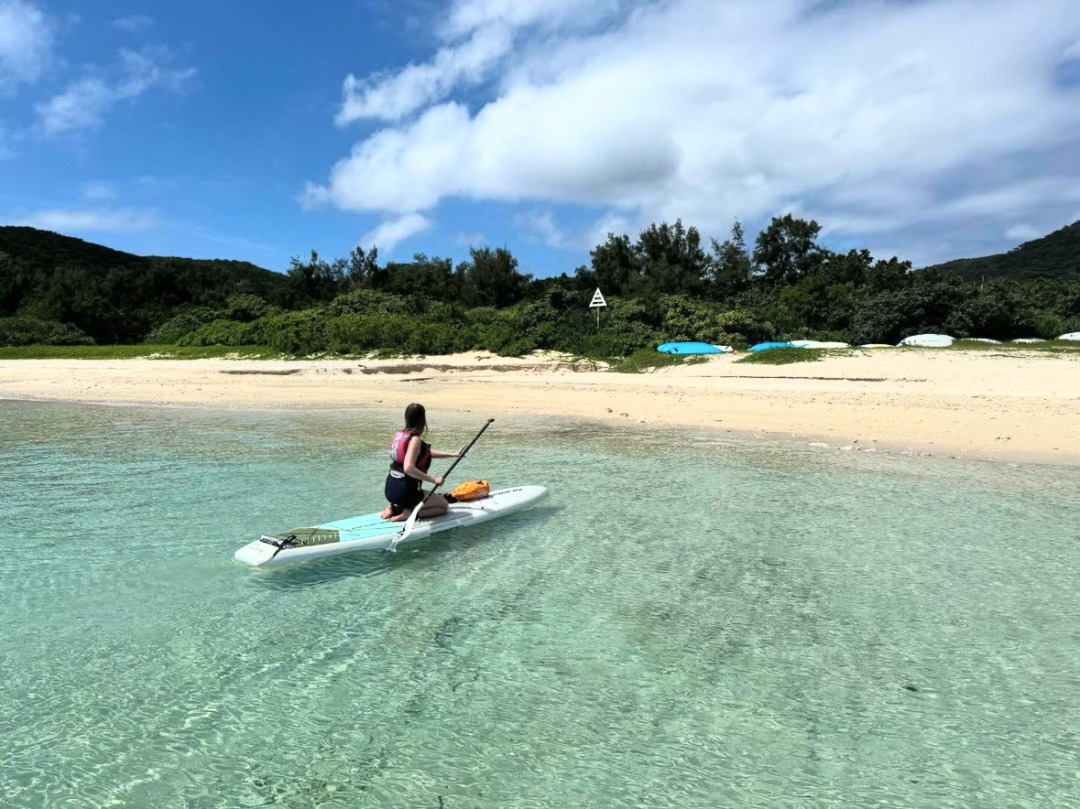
[234,485,548,568]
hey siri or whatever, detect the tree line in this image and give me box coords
[1,217,1077,355]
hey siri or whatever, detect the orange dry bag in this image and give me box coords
[447,480,490,501]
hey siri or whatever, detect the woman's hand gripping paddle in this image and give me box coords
[388,418,494,552]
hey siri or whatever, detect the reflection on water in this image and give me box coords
[1,400,1078,808]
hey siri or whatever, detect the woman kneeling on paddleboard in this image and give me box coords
[381,403,464,522]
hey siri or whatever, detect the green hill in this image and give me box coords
[926,220,1080,281]
[0,226,289,343]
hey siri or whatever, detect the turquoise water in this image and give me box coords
[2,400,1078,809]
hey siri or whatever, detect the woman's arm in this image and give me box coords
[429,446,463,459]
[403,436,443,484]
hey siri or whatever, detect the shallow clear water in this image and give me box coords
[2,399,1078,809]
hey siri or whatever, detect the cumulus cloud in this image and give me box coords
[37,47,195,135]
[336,0,630,124]
[359,212,432,253]
[337,23,513,124]
[311,0,1080,260]
[0,0,52,91]
[15,207,157,231]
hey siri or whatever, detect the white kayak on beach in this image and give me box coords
[898,333,955,347]
[234,485,548,568]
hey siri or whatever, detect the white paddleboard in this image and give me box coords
[234,485,548,568]
[792,340,850,349]
[898,333,955,347]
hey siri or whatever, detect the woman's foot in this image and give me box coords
[379,504,394,519]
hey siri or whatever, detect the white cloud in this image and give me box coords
[82,180,114,200]
[14,207,157,231]
[37,77,112,133]
[311,0,1080,257]
[113,15,153,32]
[514,208,570,248]
[336,0,630,124]
[37,47,195,135]
[337,23,513,124]
[0,0,52,91]
[441,0,622,40]
[453,230,487,247]
[1005,223,1041,242]
[359,212,432,253]
[820,174,1080,239]
[937,177,1080,219]
[586,211,634,249]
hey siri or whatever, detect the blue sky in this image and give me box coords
[1,0,1079,277]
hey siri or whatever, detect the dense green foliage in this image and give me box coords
[925,221,1080,282]
[1,218,1078,357]
[0,344,281,360]
[0,227,290,344]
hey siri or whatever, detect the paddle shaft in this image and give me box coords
[416,417,494,508]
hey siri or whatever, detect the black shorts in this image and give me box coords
[385,472,423,511]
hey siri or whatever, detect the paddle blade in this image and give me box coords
[388,501,424,552]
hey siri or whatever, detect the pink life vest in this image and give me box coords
[388,430,431,472]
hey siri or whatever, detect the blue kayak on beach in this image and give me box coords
[748,341,796,352]
[657,341,732,355]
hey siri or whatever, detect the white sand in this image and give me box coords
[1,349,1078,464]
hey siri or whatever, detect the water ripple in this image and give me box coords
[1,401,1078,808]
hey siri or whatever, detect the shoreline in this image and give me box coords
[1,350,1078,466]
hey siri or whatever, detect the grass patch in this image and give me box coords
[607,348,709,373]
[946,340,1010,351]
[924,340,1080,355]
[736,347,829,365]
[0,344,283,360]
[1030,341,1080,354]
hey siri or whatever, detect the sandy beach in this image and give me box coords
[1,349,1078,465]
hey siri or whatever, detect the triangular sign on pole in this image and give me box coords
[589,288,607,308]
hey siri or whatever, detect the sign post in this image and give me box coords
[589,288,607,332]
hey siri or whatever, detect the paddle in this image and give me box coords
[388,418,494,552]
[266,532,297,563]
